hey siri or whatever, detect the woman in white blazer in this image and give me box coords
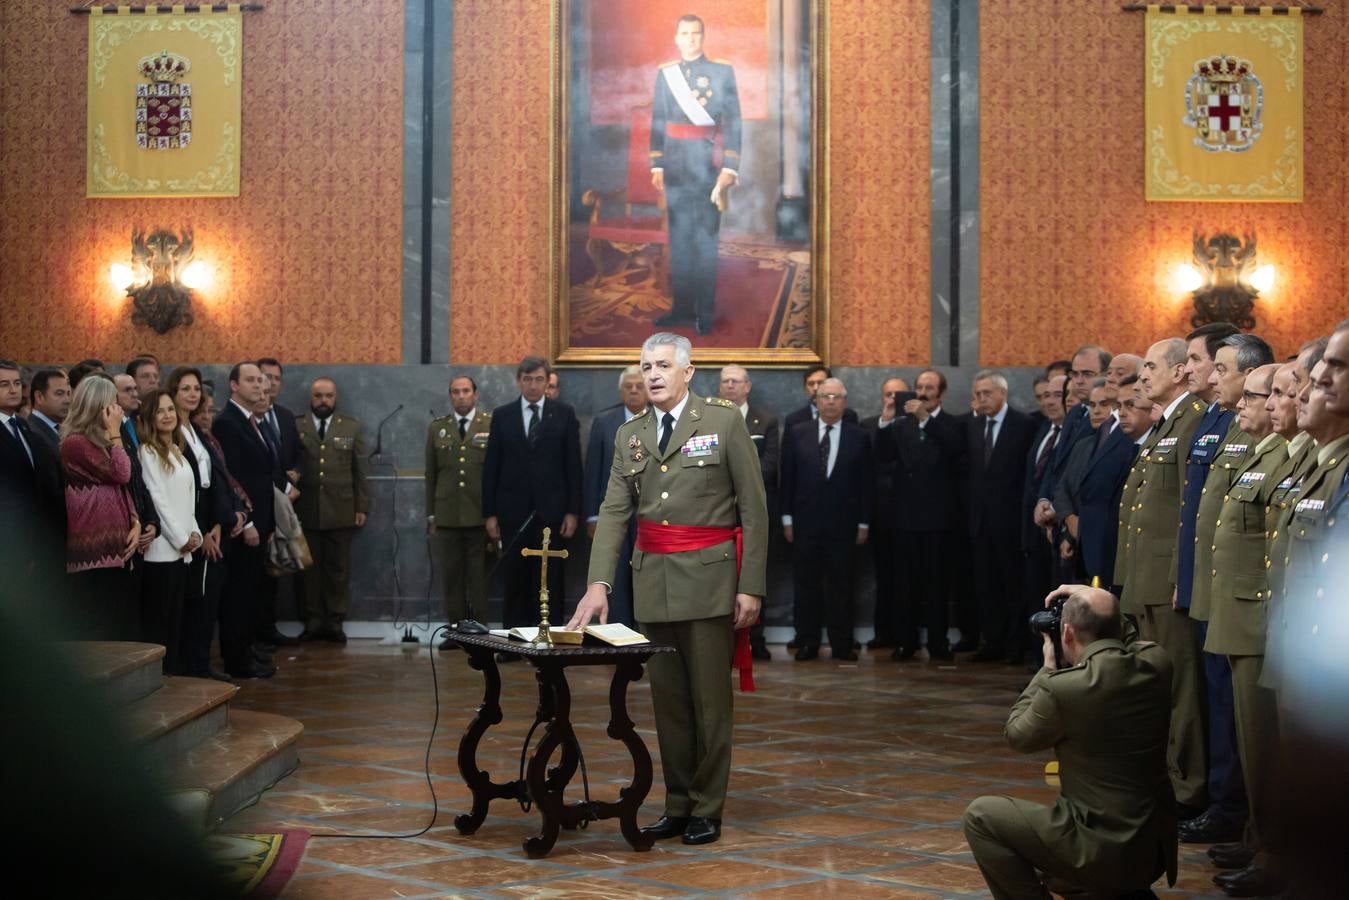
[136,389,202,673]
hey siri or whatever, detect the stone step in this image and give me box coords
[63,641,164,705]
[168,709,304,830]
[125,676,239,764]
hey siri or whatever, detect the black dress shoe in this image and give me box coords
[750,643,772,661]
[681,816,721,845]
[639,815,689,840]
[251,645,274,665]
[655,311,692,326]
[1216,865,1284,897]
[259,628,300,646]
[1180,812,1244,844]
[833,650,858,662]
[298,629,320,642]
[319,627,348,645]
[694,316,713,336]
[227,660,277,679]
[928,645,954,661]
[952,638,979,653]
[891,646,916,661]
[206,668,232,682]
[1209,846,1255,870]
[794,645,819,661]
[866,638,894,650]
[787,637,802,651]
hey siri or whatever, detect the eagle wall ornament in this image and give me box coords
[1188,231,1260,330]
[127,227,195,334]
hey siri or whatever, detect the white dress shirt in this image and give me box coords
[0,410,34,466]
[139,445,200,564]
[180,423,211,488]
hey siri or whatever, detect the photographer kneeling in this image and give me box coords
[963,585,1177,900]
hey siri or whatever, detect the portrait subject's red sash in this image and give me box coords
[636,519,755,692]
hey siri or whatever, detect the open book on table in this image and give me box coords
[488,623,649,646]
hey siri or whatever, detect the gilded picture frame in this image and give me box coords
[549,0,829,365]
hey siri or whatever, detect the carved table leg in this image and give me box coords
[523,662,575,858]
[454,645,526,834]
[608,657,655,851]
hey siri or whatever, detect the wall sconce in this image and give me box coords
[109,227,203,334]
[1172,231,1271,330]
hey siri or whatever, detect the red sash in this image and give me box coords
[635,519,755,692]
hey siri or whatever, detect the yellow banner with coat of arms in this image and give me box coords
[1145,6,1302,202]
[87,5,242,198]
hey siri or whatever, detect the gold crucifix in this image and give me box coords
[521,527,569,646]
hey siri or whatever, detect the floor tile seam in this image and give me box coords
[288,856,539,895]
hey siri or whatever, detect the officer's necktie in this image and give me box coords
[318,416,328,441]
[658,412,675,454]
[983,417,995,465]
[458,416,468,440]
[819,423,833,475]
[527,403,540,447]
[8,418,33,468]
[1094,420,1114,455]
[124,420,139,450]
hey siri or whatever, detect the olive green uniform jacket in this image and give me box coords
[1004,639,1178,889]
[1189,418,1256,623]
[587,391,769,621]
[425,410,491,527]
[1114,441,1151,592]
[294,414,369,530]
[1122,394,1206,616]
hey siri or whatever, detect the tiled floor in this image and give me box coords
[226,641,1224,898]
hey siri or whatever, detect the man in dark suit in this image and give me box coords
[1021,375,1068,644]
[1066,377,1142,587]
[583,366,648,628]
[784,365,860,431]
[781,378,873,661]
[483,356,583,631]
[875,369,962,660]
[1052,378,1123,584]
[26,369,69,522]
[1033,346,1111,537]
[861,376,909,651]
[255,358,302,648]
[719,364,779,659]
[966,370,1037,663]
[211,362,280,679]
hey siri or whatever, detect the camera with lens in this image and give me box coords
[1029,594,1068,669]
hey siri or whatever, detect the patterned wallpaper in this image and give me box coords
[980,0,1348,366]
[450,1,932,366]
[0,1,404,364]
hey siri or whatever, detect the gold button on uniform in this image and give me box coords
[662,519,669,525]
[661,491,669,499]
[661,464,668,472]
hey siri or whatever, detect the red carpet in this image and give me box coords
[567,233,810,350]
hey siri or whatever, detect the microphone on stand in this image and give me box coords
[370,403,404,459]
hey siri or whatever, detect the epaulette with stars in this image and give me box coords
[1192,400,1204,412]
[704,397,735,408]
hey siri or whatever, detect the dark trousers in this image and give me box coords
[68,565,137,641]
[141,560,187,674]
[974,526,1024,657]
[253,571,288,640]
[1024,534,1054,635]
[301,527,353,632]
[897,529,951,652]
[500,519,566,628]
[792,538,855,652]
[221,539,263,670]
[665,179,721,321]
[953,533,980,642]
[1195,619,1247,824]
[870,523,900,643]
[432,525,488,623]
[180,552,226,677]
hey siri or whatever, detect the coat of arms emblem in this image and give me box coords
[1182,55,1261,153]
[135,51,193,150]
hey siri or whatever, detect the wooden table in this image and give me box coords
[448,632,675,858]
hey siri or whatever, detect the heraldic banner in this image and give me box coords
[86,5,242,198]
[1144,6,1302,203]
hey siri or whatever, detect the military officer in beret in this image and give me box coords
[964,586,1177,900]
[1125,337,1208,812]
[426,375,491,645]
[294,377,369,643]
[650,14,742,336]
[569,332,767,847]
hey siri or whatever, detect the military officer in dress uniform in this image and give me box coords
[1125,337,1207,813]
[426,376,491,644]
[650,14,742,335]
[964,586,1177,900]
[1204,364,1284,882]
[294,378,369,642]
[569,332,767,847]
[1111,381,1156,599]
